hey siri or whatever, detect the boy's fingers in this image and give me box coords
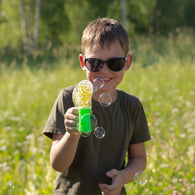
[99,183,112,192]
[64,108,79,122]
[64,116,78,125]
[106,169,119,177]
[65,107,78,116]
[64,119,79,128]
[64,107,80,134]
[71,107,79,113]
[65,123,80,134]
[66,126,78,132]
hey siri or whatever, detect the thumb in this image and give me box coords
[106,169,119,178]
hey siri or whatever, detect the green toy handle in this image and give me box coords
[79,107,92,133]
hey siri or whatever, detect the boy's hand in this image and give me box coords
[99,169,123,195]
[64,107,80,135]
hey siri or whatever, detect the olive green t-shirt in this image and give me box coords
[43,86,151,195]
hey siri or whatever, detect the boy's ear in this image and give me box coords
[124,54,133,71]
[79,54,87,70]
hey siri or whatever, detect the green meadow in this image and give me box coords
[0,31,195,194]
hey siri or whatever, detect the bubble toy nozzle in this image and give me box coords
[72,80,93,134]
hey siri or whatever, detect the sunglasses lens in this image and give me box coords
[85,59,102,72]
[85,57,126,72]
[107,58,125,71]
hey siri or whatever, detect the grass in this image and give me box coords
[0,31,195,194]
[123,63,195,195]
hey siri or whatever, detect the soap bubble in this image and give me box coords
[99,93,112,107]
[94,127,105,139]
[81,113,97,130]
[93,78,104,92]
[80,113,97,137]
[81,131,91,137]
[134,171,148,185]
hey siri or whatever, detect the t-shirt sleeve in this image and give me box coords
[43,88,74,139]
[130,99,151,144]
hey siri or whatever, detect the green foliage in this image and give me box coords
[40,0,70,45]
[185,0,195,27]
[130,28,195,67]
[0,0,22,49]
[0,33,195,195]
[0,0,195,52]
[63,0,94,43]
[152,0,187,33]
[126,0,157,33]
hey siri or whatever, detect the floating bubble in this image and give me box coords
[81,131,91,137]
[94,127,105,139]
[80,113,97,137]
[99,93,112,107]
[134,171,148,185]
[93,84,98,93]
[93,78,104,92]
[81,113,97,130]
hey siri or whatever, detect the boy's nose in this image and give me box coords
[100,62,110,72]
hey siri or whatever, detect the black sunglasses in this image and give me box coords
[84,56,127,72]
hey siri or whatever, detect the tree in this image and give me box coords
[185,0,195,27]
[152,0,189,33]
[0,0,195,55]
[40,0,69,45]
[121,0,126,28]
[19,0,41,53]
[126,0,157,34]
[0,0,6,25]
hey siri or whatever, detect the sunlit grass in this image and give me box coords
[0,64,85,194]
[123,62,195,195]
[0,32,195,194]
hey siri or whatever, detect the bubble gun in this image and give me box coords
[72,80,93,134]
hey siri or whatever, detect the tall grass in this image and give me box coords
[123,63,195,195]
[0,32,195,194]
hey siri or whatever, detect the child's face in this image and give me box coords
[79,40,132,101]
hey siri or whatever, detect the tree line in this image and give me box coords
[0,0,194,54]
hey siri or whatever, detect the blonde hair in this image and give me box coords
[81,17,129,55]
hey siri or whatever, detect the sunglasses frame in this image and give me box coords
[84,56,127,72]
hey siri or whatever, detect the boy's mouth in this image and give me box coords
[102,78,112,83]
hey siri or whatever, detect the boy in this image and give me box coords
[43,17,151,195]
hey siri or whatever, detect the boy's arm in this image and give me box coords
[50,107,81,172]
[50,132,80,172]
[121,142,147,183]
[99,142,147,195]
